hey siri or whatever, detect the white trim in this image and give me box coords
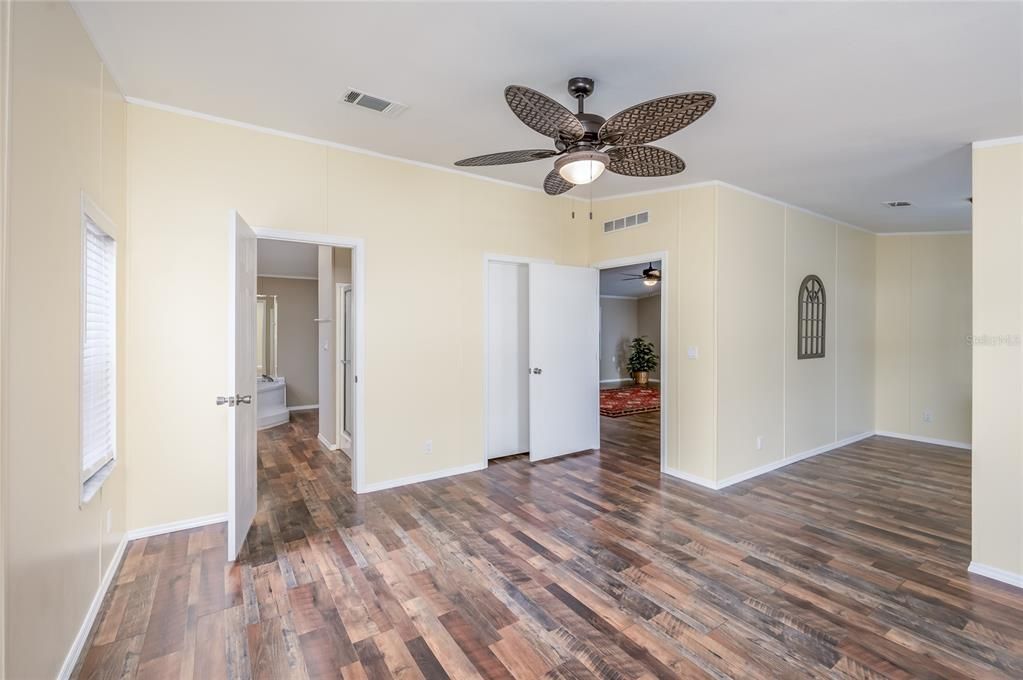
[57,534,128,680]
[60,512,229,677]
[256,274,318,281]
[591,180,720,202]
[125,513,229,542]
[715,432,875,489]
[972,136,1023,149]
[666,432,874,491]
[599,377,660,385]
[876,230,972,237]
[874,431,971,450]
[594,180,874,235]
[317,433,339,451]
[250,228,367,493]
[968,561,1023,588]
[126,97,586,203]
[288,404,318,412]
[662,467,717,490]
[593,251,669,473]
[482,254,555,466]
[361,462,486,494]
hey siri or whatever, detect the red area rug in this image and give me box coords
[599,386,660,418]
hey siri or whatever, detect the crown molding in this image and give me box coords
[972,135,1023,149]
[124,97,587,203]
[876,230,972,237]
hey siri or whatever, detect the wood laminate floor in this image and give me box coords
[73,410,1023,679]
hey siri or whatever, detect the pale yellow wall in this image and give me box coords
[4,2,128,677]
[874,234,972,444]
[126,103,587,527]
[837,226,876,440]
[784,210,837,456]
[716,187,786,479]
[257,277,318,405]
[589,187,718,480]
[971,140,1022,577]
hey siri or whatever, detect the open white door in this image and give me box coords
[227,211,257,560]
[528,263,599,461]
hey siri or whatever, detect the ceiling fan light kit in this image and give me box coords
[555,150,610,185]
[455,77,716,195]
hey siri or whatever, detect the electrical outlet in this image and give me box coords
[424,439,433,454]
[923,410,933,423]
[756,435,764,451]
[105,509,112,533]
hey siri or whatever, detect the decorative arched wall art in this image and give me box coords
[797,274,826,359]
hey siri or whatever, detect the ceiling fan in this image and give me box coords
[454,77,715,195]
[623,263,661,287]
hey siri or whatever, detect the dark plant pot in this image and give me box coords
[633,371,649,385]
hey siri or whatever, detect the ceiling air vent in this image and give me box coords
[882,200,912,208]
[339,88,408,118]
[603,210,649,234]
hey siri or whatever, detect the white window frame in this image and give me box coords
[80,194,117,504]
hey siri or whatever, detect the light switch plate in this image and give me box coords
[687,346,699,359]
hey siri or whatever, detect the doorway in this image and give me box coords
[225,215,365,560]
[483,255,600,467]
[594,253,668,470]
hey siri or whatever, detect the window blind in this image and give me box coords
[82,217,116,481]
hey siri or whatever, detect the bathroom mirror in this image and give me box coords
[256,294,279,377]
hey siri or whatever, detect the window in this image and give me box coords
[81,202,117,501]
[797,274,826,359]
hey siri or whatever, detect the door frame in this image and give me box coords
[230,227,367,493]
[592,251,669,473]
[335,282,353,455]
[481,253,552,467]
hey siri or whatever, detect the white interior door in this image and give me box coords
[487,261,529,459]
[528,263,599,461]
[228,211,257,560]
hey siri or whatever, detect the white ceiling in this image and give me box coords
[257,239,317,279]
[75,2,1021,233]
[601,261,663,299]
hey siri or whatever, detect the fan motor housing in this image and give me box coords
[567,76,595,99]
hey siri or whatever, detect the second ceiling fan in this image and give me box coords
[455,77,715,195]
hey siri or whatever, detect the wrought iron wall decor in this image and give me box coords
[797,275,826,359]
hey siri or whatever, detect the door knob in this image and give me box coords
[236,394,253,405]
[532,368,542,375]
[216,396,236,406]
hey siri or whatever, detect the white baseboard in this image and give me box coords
[125,512,228,541]
[716,432,875,489]
[361,462,486,494]
[969,561,1023,589]
[317,433,339,451]
[599,378,660,385]
[662,467,717,490]
[664,432,875,491]
[874,431,971,450]
[338,432,352,459]
[57,534,129,679]
[288,404,318,412]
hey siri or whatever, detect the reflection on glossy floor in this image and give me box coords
[74,409,1023,679]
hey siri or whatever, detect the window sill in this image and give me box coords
[81,460,116,505]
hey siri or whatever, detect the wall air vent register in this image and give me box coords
[603,210,649,233]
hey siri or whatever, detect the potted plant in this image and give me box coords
[627,336,658,385]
